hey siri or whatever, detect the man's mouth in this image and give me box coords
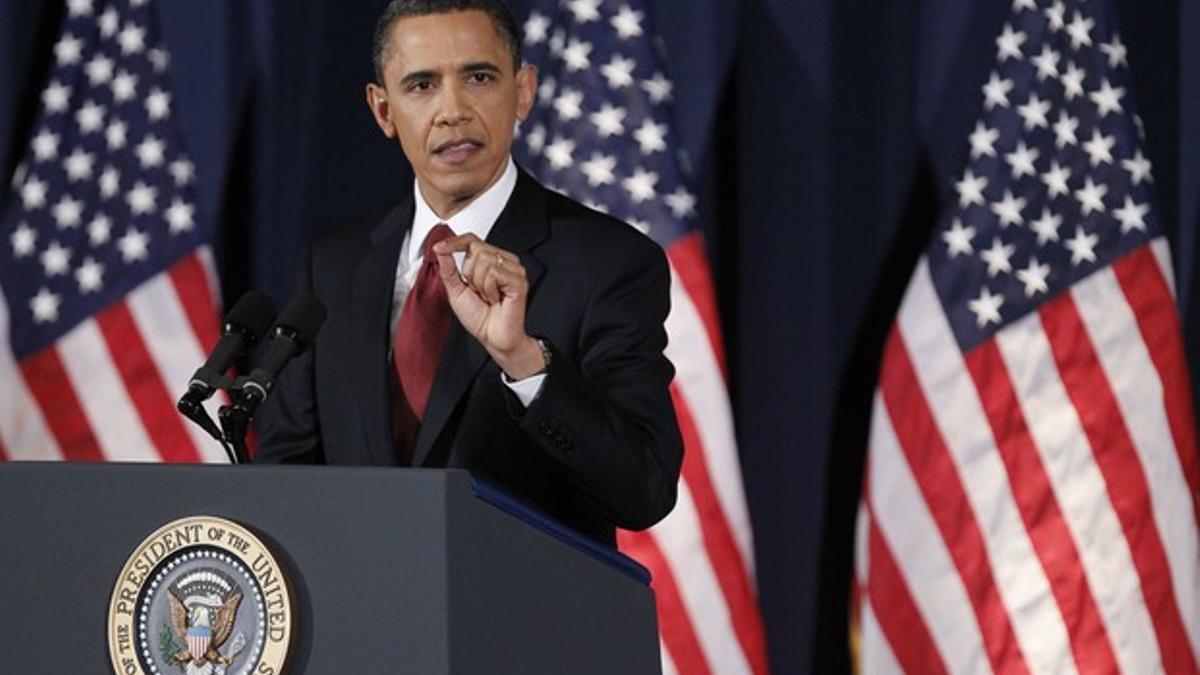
[432,139,483,163]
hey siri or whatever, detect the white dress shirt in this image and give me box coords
[389,157,545,406]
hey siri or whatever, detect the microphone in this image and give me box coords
[183,291,278,398]
[239,293,326,405]
[177,291,277,446]
[219,294,326,460]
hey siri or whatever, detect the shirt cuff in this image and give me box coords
[502,371,547,407]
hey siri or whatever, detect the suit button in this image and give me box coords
[539,421,552,435]
[556,438,571,451]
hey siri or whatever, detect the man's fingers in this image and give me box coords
[486,262,527,301]
[469,248,509,293]
[432,233,482,255]
[434,251,466,293]
[432,235,525,302]
[480,265,503,303]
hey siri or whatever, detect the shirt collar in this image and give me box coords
[409,157,517,266]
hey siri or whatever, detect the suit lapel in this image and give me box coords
[412,169,550,466]
[351,199,412,466]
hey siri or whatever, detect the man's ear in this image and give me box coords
[365,83,396,138]
[514,64,538,122]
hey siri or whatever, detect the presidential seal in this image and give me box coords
[108,516,294,675]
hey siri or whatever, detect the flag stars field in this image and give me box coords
[943,219,977,258]
[85,55,114,86]
[1005,141,1039,179]
[991,190,1027,227]
[1030,207,1063,245]
[42,81,72,113]
[125,181,157,215]
[75,257,104,293]
[168,158,194,186]
[117,227,149,262]
[600,54,636,89]
[106,120,128,150]
[66,0,92,17]
[1031,44,1060,80]
[1100,33,1128,68]
[1074,177,1108,216]
[112,70,138,102]
[88,215,111,246]
[55,34,83,66]
[1122,150,1153,184]
[32,130,60,162]
[98,8,118,38]
[1017,94,1051,130]
[1066,10,1094,48]
[1042,160,1072,198]
[996,23,1027,62]
[589,103,626,137]
[1060,61,1086,99]
[983,72,1014,109]
[1052,111,1079,148]
[75,101,106,134]
[1016,257,1050,296]
[1045,0,1066,30]
[968,286,1004,326]
[610,5,644,39]
[30,287,62,324]
[1082,129,1115,166]
[633,119,667,155]
[957,168,988,207]
[524,12,549,44]
[21,177,48,210]
[640,72,672,103]
[969,122,1000,159]
[11,224,37,258]
[981,237,1017,277]
[40,240,71,277]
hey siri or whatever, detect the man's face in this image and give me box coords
[366,11,536,216]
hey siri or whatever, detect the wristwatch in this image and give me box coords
[532,337,552,374]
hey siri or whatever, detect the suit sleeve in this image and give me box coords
[518,235,683,531]
[253,247,325,464]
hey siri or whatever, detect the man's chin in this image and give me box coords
[418,173,490,213]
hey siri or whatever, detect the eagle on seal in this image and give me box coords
[167,589,243,667]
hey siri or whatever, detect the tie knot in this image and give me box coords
[423,223,454,259]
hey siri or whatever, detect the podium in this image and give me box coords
[0,463,661,673]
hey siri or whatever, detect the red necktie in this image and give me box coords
[392,223,454,456]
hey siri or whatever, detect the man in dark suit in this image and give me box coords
[255,0,683,544]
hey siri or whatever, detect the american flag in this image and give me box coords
[0,0,225,463]
[514,1,770,673]
[854,0,1199,673]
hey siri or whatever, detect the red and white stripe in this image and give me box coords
[0,248,227,464]
[857,242,1200,674]
[618,232,769,675]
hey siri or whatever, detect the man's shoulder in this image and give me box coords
[535,181,661,258]
[310,198,411,258]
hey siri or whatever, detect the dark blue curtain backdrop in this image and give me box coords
[3,1,1197,672]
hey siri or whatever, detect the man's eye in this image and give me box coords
[408,81,433,92]
[468,73,494,84]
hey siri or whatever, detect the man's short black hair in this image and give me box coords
[372,0,522,83]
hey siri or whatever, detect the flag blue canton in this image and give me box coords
[1,0,204,359]
[928,0,1157,352]
[513,0,696,250]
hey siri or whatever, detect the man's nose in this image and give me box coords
[433,83,471,126]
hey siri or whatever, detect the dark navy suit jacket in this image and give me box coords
[255,168,683,544]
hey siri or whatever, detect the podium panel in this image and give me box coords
[0,463,660,674]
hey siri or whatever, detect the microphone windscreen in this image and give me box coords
[276,293,327,343]
[226,291,278,337]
